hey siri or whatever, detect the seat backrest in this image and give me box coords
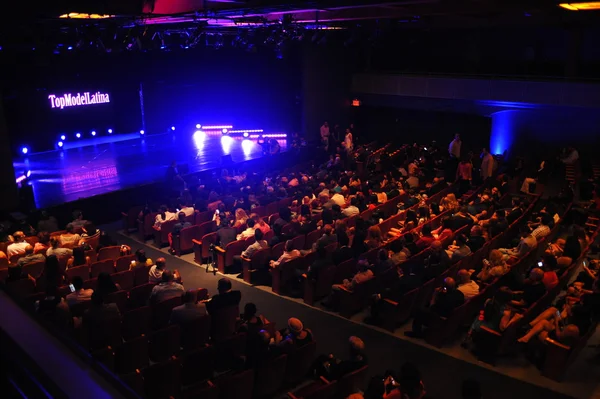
[132,265,151,287]
[66,265,90,283]
[271,241,286,261]
[225,240,246,267]
[0,257,8,268]
[104,290,128,314]
[181,345,217,385]
[333,259,357,284]
[115,335,149,374]
[180,315,212,352]
[285,341,317,384]
[315,266,337,298]
[97,246,122,262]
[148,325,181,363]
[129,283,155,309]
[122,306,152,341]
[216,369,254,399]
[305,230,322,250]
[91,259,115,278]
[111,270,135,291]
[115,254,136,272]
[337,365,369,398]
[197,220,216,237]
[201,232,218,259]
[142,358,181,399]
[253,354,287,397]
[5,278,36,299]
[9,253,25,265]
[250,247,271,269]
[210,305,239,341]
[152,296,183,329]
[22,261,45,279]
[291,235,305,251]
[179,225,201,252]
[195,210,213,225]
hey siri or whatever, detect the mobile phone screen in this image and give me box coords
[69,284,75,293]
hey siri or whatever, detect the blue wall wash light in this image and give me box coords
[490,110,519,156]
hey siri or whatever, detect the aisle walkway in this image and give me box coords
[112,227,594,399]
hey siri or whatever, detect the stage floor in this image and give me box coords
[13,133,286,209]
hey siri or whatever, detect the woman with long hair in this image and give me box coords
[67,246,89,269]
[233,208,249,228]
[365,225,384,249]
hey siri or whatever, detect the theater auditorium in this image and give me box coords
[1,1,600,399]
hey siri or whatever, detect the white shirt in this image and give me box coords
[149,266,164,284]
[331,193,346,207]
[66,289,94,307]
[155,212,177,227]
[47,247,73,257]
[449,139,461,158]
[237,227,255,241]
[272,250,301,267]
[342,206,360,217]
[180,206,195,217]
[458,281,480,300]
[7,242,29,257]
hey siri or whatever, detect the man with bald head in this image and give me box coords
[17,245,45,267]
[457,269,479,300]
[405,277,465,338]
[510,268,546,308]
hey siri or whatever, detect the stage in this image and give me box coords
[13,132,287,209]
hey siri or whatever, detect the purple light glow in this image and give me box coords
[228,129,264,133]
[48,91,110,110]
[202,125,233,130]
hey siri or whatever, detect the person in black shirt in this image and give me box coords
[332,232,353,265]
[405,277,465,338]
[447,206,475,231]
[170,212,192,250]
[324,336,367,380]
[206,278,242,314]
[488,210,509,238]
[306,246,330,281]
[466,225,486,253]
[506,198,524,224]
[510,268,546,308]
[216,218,237,248]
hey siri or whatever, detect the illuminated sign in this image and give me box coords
[352,99,361,107]
[48,91,110,109]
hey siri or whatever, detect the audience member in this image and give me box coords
[169,290,207,325]
[457,269,480,300]
[206,278,242,314]
[96,272,120,297]
[149,257,167,284]
[269,240,300,268]
[7,231,29,257]
[17,245,45,267]
[150,271,185,304]
[34,231,51,254]
[47,237,73,258]
[37,211,59,233]
[65,276,94,307]
[476,249,509,283]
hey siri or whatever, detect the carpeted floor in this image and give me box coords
[111,224,600,399]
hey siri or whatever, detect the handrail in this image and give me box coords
[0,290,133,399]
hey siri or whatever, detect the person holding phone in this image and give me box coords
[65,276,94,307]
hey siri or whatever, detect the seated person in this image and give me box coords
[498,226,537,260]
[149,258,167,284]
[237,302,268,333]
[476,249,509,283]
[46,237,73,258]
[332,232,353,265]
[540,254,559,290]
[234,228,268,269]
[172,211,192,236]
[319,336,367,381]
[79,222,100,245]
[149,271,185,304]
[389,239,410,266]
[486,209,509,238]
[206,278,242,314]
[5,264,36,283]
[269,240,300,268]
[415,225,435,251]
[365,225,384,249]
[237,218,257,240]
[66,246,90,269]
[373,249,395,276]
[509,268,546,308]
[456,269,480,300]
[423,241,450,281]
[7,231,29,257]
[431,218,453,242]
[70,210,89,232]
[447,234,472,263]
[463,287,515,346]
[17,245,45,267]
[154,205,177,229]
[528,213,552,240]
[506,198,525,224]
[332,259,374,292]
[170,290,207,325]
[273,317,313,351]
[82,292,121,331]
[59,224,81,247]
[131,249,153,270]
[215,217,237,248]
[405,277,465,338]
[466,225,486,253]
[65,276,94,307]
[34,231,51,255]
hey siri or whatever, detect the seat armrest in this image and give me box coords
[545,337,571,350]
[480,325,502,337]
[192,239,202,245]
[383,298,398,306]
[241,256,251,262]
[214,246,225,253]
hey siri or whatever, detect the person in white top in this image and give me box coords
[342,197,360,217]
[331,192,346,207]
[269,240,301,268]
[179,204,195,218]
[456,269,480,300]
[320,121,330,144]
[7,231,29,257]
[344,129,353,152]
[149,258,167,284]
[480,148,494,180]
[449,134,461,159]
[154,206,177,229]
[237,219,257,240]
[65,276,94,307]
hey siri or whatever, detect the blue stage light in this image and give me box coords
[76,133,81,138]
[60,135,66,140]
[243,132,249,138]
[171,126,176,131]
[67,46,73,50]
[91,131,96,136]
[242,139,254,156]
[58,141,64,148]
[196,124,201,129]
[26,170,31,177]
[108,128,113,134]
[21,147,28,155]
[221,135,233,154]
[140,130,145,135]
[222,128,228,134]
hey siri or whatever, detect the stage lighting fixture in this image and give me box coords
[196,124,202,129]
[242,139,254,156]
[91,131,96,136]
[243,132,249,138]
[108,128,113,133]
[21,147,29,155]
[26,170,31,177]
[60,135,66,140]
[222,128,228,134]
[140,130,145,135]
[67,46,73,50]
[58,141,64,148]
[220,135,233,154]
[171,126,176,131]
[76,133,81,138]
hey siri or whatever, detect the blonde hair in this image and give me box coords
[235,208,249,223]
[489,249,504,265]
[441,193,459,210]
